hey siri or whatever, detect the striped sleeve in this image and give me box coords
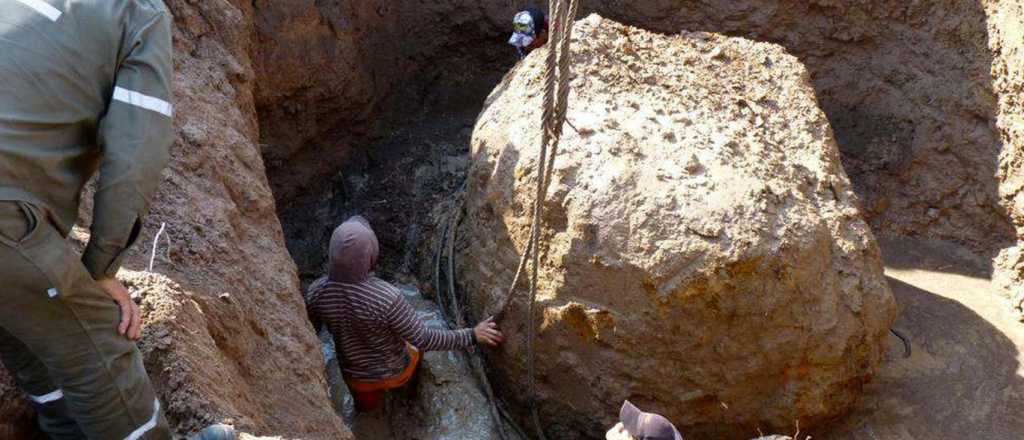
[384,295,475,351]
[304,277,328,332]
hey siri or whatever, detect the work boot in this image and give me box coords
[190,424,237,440]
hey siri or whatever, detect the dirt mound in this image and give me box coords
[459,15,896,439]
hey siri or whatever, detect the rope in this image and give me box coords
[500,1,581,438]
[437,2,579,437]
[148,222,171,272]
[498,0,580,318]
[435,184,511,440]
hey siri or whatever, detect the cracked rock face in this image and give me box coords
[990,0,1024,315]
[459,16,896,439]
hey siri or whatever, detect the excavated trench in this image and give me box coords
[264,0,1017,282]
[275,51,510,286]
[258,1,1023,438]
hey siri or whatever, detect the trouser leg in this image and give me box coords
[0,202,171,440]
[0,327,85,439]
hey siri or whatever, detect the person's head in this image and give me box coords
[327,216,379,283]
[606,401,683,440]
[508,10,538,49]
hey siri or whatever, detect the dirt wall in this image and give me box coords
[252,0,523,203]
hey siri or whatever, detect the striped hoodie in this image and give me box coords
[305,217,475,380]
[306,276,475,379]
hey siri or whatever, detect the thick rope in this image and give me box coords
[436,186,511,440]
[507,1,581,438]
[441,2,579,437]
[499,0,580,318]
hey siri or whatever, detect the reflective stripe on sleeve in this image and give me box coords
[28,388,63,404]
[12,0,62,21]
[123,399,161,440]
[112,87,173,117]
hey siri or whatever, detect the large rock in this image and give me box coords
[0,1,349,438]
[459,16,897,439]
[990,0,1024,313]
[584,0,1018,256]
[388,286,516,440]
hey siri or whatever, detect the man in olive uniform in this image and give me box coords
[0,0,174,438]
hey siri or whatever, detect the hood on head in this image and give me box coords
[327,216,380,283]
[509,10,537,48]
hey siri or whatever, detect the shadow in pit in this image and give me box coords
[823,272,1024,439]
[277,56,511,287]
[878,234,995,279]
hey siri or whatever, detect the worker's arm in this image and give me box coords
[82,9,173,280]
[385,296,477,351]
[304,277,328,333]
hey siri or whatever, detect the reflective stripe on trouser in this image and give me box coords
[0,201,171,440]
[0,327,84,439]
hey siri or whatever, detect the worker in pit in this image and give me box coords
[606,401,684,440]
[0,1,232,439]
[509,6,550,58]
[305,216,505,412]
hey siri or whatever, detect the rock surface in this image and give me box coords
[390,287,515,440]
[459,16,896,439]
[989,0,1024,313]
[0,1,349,438]
[581,0,1018,256]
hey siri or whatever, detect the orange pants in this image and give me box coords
[344,345,421,412]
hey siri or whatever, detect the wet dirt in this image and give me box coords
[823,236,1024,439]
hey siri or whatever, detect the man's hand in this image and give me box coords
[474,316,505,347]
[95,277,142,340]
